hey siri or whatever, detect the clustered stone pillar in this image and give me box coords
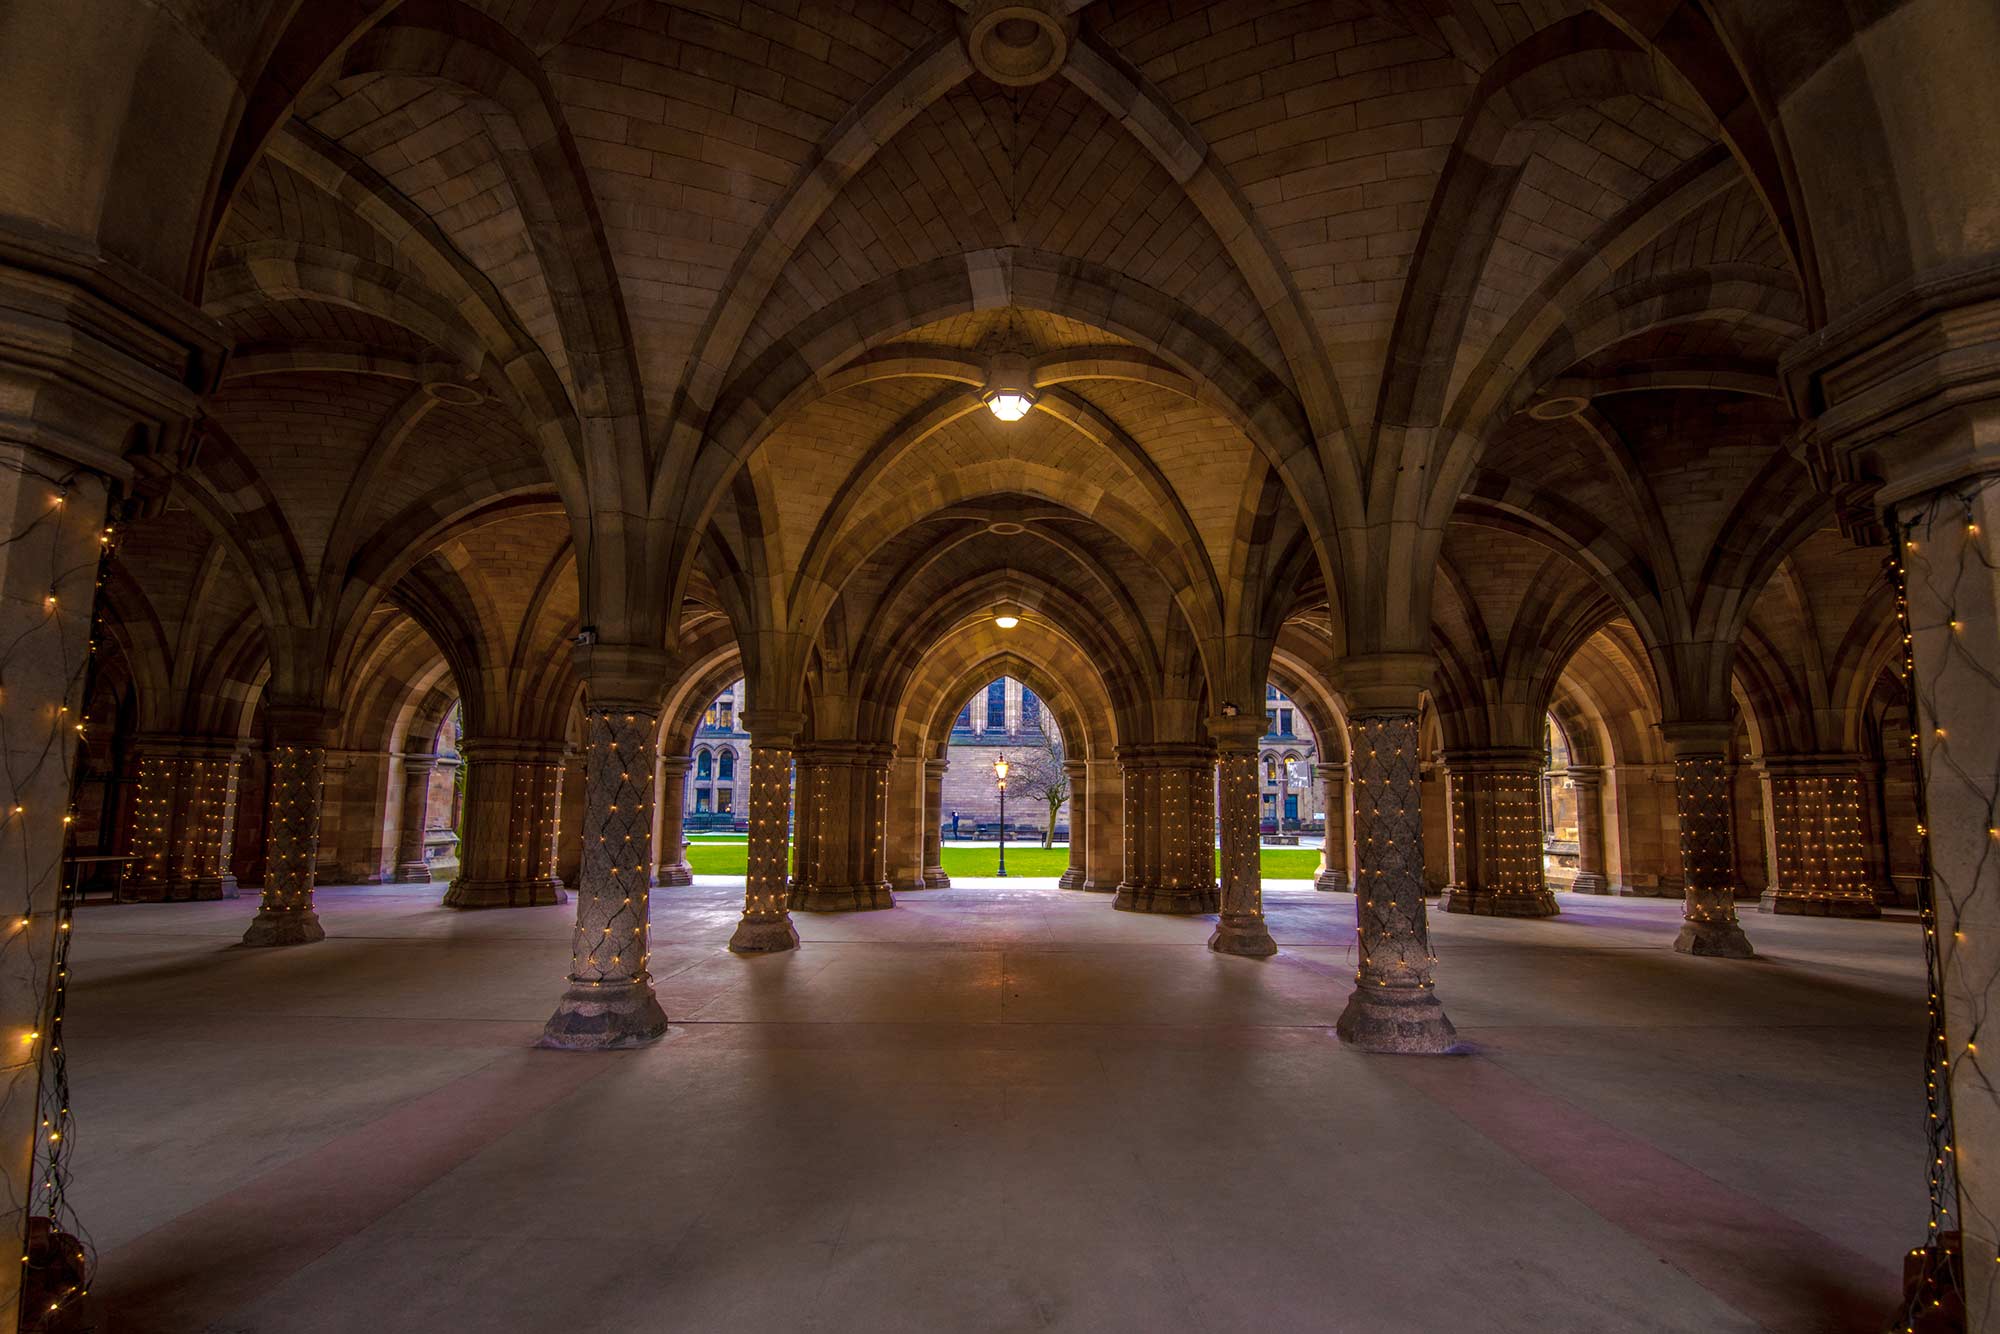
[1314,761,1349,891]
[1439,748,1558,917]
[392,752,436,882]
[1058,759,1087,889]
[540,691,668,1049]
[242,706,331,946]
[921,754,950,888]
[791,740,894,911]
[1567,764,1608,894]
[1083,758,1121,890]
[1113,743,1220,913]
[655,754,693,886]
[120,737,242,901]
[444,737,567,908]
[1664,721,1754,957]
[730,709,803,952]
[1211,720,1277,956]
[1757,755,1879,918]
[1335,686,1456,1052]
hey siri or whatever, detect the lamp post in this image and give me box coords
[994,753,1009,878]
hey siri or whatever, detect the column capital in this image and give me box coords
[1564,763,1603,787]
[1333,653,1434,713]
[1439,746,1543,775]
[1756,751,1870,779]
[1206,715,1268,750]
[1659,720,1734,758]
[923,756,950,778]
[574,643,671,712]
[659,753,691,777]
[1061,758,1088,779]
[740,709,805,746]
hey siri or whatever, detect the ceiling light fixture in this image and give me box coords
[993,599,1022,630]
[981,351,1036,423]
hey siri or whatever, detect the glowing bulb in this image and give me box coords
[986,391,1032,421]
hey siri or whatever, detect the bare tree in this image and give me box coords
[1005,727,1069,847]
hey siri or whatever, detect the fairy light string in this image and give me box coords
[1887,478,2000,1332]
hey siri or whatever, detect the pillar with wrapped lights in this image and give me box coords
[117,741,180,902]
[1757,754,1880,918]
[169,737,241,900]
[1113,743,1219,914]
[1660,720,1755,957]
[730,709,805,952]
[1058,759,1087,889]
[241,705,334,947]
[787,742,823,910]
[921,752,950,888]
[1314,761,1350,892]
[1210,717,1277,956]
[1439,748,1558,917]
[1333,655,1456,1053]
[445,737,568,909]
[539,646,670,1049]
[391,752,436,882]
[794,740,894,912]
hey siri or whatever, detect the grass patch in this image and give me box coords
[681,838,1323,880]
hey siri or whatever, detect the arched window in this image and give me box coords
[1264,754,1277,783]
[986,679,1006,729]
[1021,687,1040,730]
[718,748,735,781]
[695,749,712,780]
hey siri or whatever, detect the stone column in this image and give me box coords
[392,753,435,882]
[1083,758,1122,890]
[1439,748,1558,917]
[445,737,567,908]
[794,741,894,911]
[1058,759,1087,889]
[170,739,240,900]
[1211,719,1277,957]
[242,705,332,947]
[1334,658,1456,1053]
[730,709,804,952]
[654,755,693,886]
[921,754,950,888]
[1314,762,1349,891]
[1568,765,1609,894]
[886,749,923,890]
[119,742,180,902]
[540,647,670,1049]
[1664,721,1755,957]
[1113,744,1220,913]
[1757,755,1881,918]
[788,743,823,909]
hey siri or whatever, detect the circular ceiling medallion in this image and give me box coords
[424,381,485,406]
[1526,394,1589,421]
[964,1,1072,86]
[988,520,1027,536]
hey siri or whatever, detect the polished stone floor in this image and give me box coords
[66,879,1926,1333]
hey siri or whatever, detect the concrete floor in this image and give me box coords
[64,879,1926,1333]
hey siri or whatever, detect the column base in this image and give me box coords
[1057,868,1086,890]
[1113,883,1221,914]
[1438,886,1560,917]
[729,915,800,953]
[1209,913,1277,957]
[122,879,170,904]
[241,908,326,946]
[392,861,433,883]
[1335,984,1458,1054]
[793,884,894,912]
[184,875,238,901]
[537,980,667,1050]
[1673,917,1756,958]
[1314,868,1349,892]
[1758,890,1882,919]
[1080,878,1116,893]
[922,868,950,888]
[443,877,568,909]
[655,862,693,887]
[1569,871,1608,895]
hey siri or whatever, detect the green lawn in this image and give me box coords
[680,839,1323,880]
